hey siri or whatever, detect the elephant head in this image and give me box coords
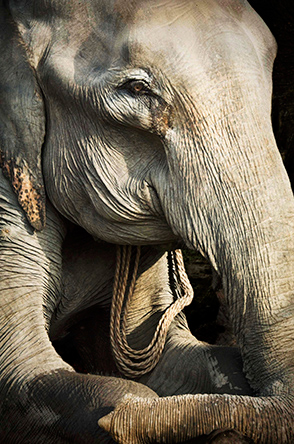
[0,0,293,442]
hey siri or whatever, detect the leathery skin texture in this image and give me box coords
[0,0,293,442]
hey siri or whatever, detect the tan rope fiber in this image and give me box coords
[110,246,194,378]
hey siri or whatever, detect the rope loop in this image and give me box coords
[110,245,194,378]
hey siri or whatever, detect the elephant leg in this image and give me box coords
[0,180,158,443]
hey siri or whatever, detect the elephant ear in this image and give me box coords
[0,3,46,231]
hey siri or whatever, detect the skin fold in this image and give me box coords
[0,0,293,443]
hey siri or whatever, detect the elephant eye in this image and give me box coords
[119,79,151,95]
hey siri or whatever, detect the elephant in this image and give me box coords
[0,0,293,442]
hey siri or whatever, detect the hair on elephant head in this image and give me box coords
[0,0,293,443]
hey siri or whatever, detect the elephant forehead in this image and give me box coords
[113,0,245,22]
[114,0,272,90]
[28,0,273,92]
[130,7,242,54]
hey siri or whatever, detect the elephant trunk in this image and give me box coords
[158,111,294,389]
[99,392,293,443]
[139,109,294,440]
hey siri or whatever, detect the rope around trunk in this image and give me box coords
[110,245,194,378]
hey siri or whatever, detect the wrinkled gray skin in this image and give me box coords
[0,0,293,443]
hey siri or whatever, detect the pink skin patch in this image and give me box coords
[1,157,45,230]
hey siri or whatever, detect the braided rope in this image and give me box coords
[110,246,194,378]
